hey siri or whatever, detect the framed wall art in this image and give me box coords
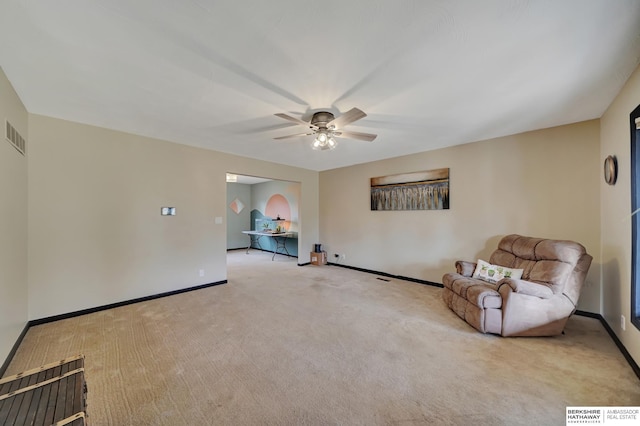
[371,168,449,211]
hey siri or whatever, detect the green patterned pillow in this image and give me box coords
[472,259,523,284]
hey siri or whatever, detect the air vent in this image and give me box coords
[5,119,25,155]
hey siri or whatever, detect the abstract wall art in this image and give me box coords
[371,168,449,211]
[229,197,245,214]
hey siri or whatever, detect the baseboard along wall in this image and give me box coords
[0,280,226,377]
[326,262,443,288]
[574,310,640,380]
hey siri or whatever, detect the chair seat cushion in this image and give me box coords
[442,273,502,309]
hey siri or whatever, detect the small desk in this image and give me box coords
[242,231,294,260]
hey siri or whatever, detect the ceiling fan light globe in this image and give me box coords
[316,132,328,143]
[328,138,337,149]
[312,139,334,151]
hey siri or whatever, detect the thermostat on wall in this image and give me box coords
[161,207,176,216]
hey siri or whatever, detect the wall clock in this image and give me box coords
[604,155,618,186]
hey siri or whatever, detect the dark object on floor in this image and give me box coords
[0,354,87,425]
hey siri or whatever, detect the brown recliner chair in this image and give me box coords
[442,234,592,336]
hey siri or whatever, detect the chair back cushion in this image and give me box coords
[489,234,591,303]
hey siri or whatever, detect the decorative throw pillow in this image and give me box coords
[472,259,523,284]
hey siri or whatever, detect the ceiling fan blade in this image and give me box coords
[274,132,314,140]
[335,130,377,142]
[328,107,367,129]
[274,113,314,128]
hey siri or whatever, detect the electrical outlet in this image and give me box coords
[199,269,205,277]
[621,315,626,331]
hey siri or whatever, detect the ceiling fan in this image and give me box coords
[273,108,377,150]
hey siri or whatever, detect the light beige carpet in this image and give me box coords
[5,250,640,425]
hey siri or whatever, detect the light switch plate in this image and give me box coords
[215,216,223,224]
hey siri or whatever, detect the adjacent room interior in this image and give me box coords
[226,173,301,259]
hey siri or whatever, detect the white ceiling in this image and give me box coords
[1,1,640,172]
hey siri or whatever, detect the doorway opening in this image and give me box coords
[226,173,301,267]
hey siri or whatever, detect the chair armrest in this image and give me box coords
[455,260,477,277]
[498,279,554,299]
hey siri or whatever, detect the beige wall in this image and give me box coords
[600,64,640,364]
[320,120,601,312]
[27,115,319,320]
[0,68,29,362]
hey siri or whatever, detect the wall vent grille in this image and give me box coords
[5,120,26,155]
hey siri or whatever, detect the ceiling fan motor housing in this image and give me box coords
[311,111,335,129]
